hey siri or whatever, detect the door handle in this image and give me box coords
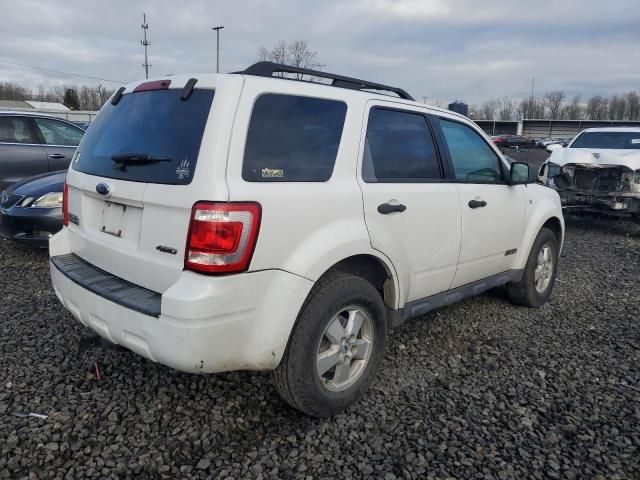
[377,203,407,214]
[468,199,487,209]
[48,154,65,159]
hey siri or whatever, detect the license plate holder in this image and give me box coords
[100,201,126,238]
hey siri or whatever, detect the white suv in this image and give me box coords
[50,62,564,416]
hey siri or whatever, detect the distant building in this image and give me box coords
[0,100,32,110]
[448,101,468,117]
[0,100,69,111]
[25,101,70,111]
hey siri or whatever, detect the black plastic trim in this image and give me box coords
[238,61,414,100]
[51,254,161,318]
[180,78,198,101]
[111,87,126,105]
[387,269,523,328]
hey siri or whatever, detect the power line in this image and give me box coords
[0,58,124,84]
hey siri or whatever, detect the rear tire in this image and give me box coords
[507,227,559,307]
[273,273,387,417]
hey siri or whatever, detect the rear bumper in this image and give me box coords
[50,232,313,373]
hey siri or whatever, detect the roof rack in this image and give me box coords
[237,61,414,101]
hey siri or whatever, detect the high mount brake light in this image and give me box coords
[185,202,261,274]
[133,80,171,92]
[62,181,69,227]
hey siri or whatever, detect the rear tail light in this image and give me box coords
[62,181,69,227]
[185,202,261,274]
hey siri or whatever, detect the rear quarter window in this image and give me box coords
[242,94,347,182]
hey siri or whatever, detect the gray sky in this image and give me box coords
[1,0,639,105]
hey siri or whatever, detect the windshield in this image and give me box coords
[72,89,214,184]
[570,131,640,150]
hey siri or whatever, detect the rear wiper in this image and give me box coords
[111,153,171,170]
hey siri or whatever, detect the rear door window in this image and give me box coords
[72,89,214,184]
[242,94,347,182]
[33,118,84,146]
[363,108,441,182]
[0,117,39,144]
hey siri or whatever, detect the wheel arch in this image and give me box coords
[516,210,565,270]
[541,216,564,246]
[319,254,399,310]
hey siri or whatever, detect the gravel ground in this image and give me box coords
[1,216,639,479]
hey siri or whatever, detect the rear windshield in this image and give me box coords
[570,131,640,150]
[72,89,214,184]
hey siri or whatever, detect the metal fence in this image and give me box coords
[474,120,519,136]
[474,119,640,138]
[521,119,640,138]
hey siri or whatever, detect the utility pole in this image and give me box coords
[212,25,224,73]
[141,13,151,79]
[529,76,535,119]
[530,77,535,100]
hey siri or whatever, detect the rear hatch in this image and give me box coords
[64,80,219,292]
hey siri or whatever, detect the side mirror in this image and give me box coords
[546,143,563,152]
[509,162,530,185]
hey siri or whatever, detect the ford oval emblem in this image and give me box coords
[96,182,110,196]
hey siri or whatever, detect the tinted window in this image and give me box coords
[364,109,440,182]
[34,118,84,146]
[72,89,214,185]
[243,94,347,182]
[570,131,640,149]
[0,117,38,144]
[439,119,503,183]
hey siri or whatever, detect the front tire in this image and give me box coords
[507,227,559,307]
[273,273,387,417]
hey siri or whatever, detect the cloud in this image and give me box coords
[0,0,638,106]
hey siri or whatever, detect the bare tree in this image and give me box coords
[259,40,288,64]
[258,40,318,79]
[467,104,481,120]
[0,82,30,100]
[498,97,515,120]
[585,95,609,120]
[479,99,499,120]
[287,40,317,76]
[544,90,566,119]
[0,81,114,110]
[625,91,640,120]
[519,97,545,119]
[608,95,626,120]
[562,95,583,120]
[96,85,112,106]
